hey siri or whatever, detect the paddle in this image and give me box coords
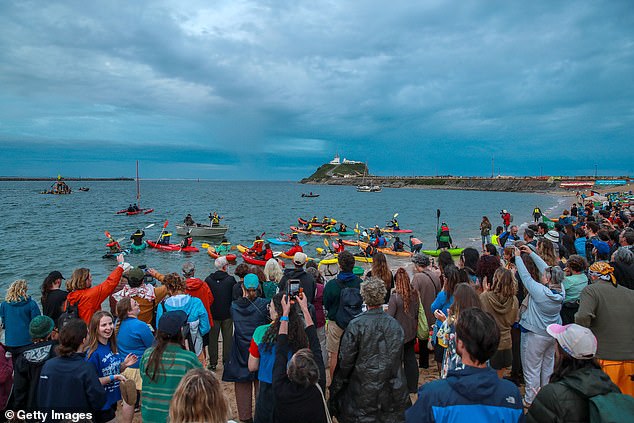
[323,238,331,253]
[156,220,169,243]
[436,209,441,250]
[201,242,211,249]
[144,223,155,230]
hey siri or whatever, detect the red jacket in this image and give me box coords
[186,277,214,323]
[284,244,303,257]
[250,240,264,253]
[67,266,124,323]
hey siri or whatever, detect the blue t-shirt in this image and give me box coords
[117,317,154,369]
[86,342,123,410]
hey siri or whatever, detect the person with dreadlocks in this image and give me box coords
[248,293,309,422]
[576,261,634,396]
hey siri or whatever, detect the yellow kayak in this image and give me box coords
[315,248,373,263]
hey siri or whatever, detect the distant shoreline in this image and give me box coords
[0,177,134,181]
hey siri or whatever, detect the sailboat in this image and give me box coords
[356,163,381,192]
[116,161,154,215]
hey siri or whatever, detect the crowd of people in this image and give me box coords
[1,197,633,422]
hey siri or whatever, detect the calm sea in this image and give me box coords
[0,180,565,297]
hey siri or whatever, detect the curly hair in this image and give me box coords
[5,279,29,303]
[476,255,501,286]
[169,368,230,423]
[394,268,417,316]
[66,268,90,292]
[163,273,187,294]
[360,277,387,307]
[567,255,588,273]
[287,348,319,388]
[261,293,308,353]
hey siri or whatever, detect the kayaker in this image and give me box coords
[256,243,274,261]
[209,212,222,227]
[183,214,195,226]
[373,225,382,238]
[133,203,140,212]
[106,236,122,253]
[127,204,135,213]
[283,236,303,257]
[333,239,345,253]
[248,236,264,254]
[392,236,405,252]
[323,223,337,233]
[387,217,400,230]
[130,229,145,246]
[216,238,231,255]
[158,231,172,245]
[437,222,453,250]
[310,216,318,224]
[180,235,193,249]
[338,223,347,232]
[321,216,329,224]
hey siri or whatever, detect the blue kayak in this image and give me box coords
[266,238,308,247]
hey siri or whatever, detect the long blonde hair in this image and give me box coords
[66,268,90,292]
[169,368,230,423]
[5,280,29,302]
[86,310,118,358]
[537,239,558,266]
[264,259,283,282]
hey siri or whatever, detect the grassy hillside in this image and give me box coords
[301,162,368,182]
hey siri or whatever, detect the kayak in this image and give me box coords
[102,249,130,259]
[382,228,413,233]
[266,238,308,247]
[421,248,464,257]
[116,208,154,215]
[297,217,327,227]
[290,226,339,236]
[146,240,199,253]
[236,245,286,267]
[342,240,359,246]
[337,231,356,236]
[358,241,413,257]
[316,248,373,263]
[130,242,147,252]
[206,247,237,262]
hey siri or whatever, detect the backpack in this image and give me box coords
[57,301,79,329]
[588,392,634,423]
[160,301,202,356]
[334,279,363,329]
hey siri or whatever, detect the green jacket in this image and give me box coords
[526,366,619,423]
[323,273,363,321]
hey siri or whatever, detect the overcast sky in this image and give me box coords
[1,1,633,179]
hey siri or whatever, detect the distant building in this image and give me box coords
[330,153,361,165]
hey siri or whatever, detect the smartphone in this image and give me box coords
[288,279,301,298]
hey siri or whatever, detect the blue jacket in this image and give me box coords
[155,294,210,336]
[574,237,587,258]
[38,352,106,412]
[116,317,154,369]
[517,252,564,336]
[405,366,524,423]
[0,298,41,347]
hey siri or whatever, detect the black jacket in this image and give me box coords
[37,352,106,412]
[329,308,410,423]
[279,268,316,304]
[273,325,327,423]
[13,340,57,409]
[205,270,237,320]
[527,366,620,423]
[611,260,634,290]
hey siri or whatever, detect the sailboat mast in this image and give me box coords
[136,160,140,206]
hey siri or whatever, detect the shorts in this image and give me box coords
[122,367,143,391]
[326,321,344,354]
[434,345,446,363]
[489,348,512,370]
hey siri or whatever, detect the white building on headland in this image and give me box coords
[330,153,361,165]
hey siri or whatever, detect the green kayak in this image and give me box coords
[338,231,356,236]
[130,242,147,252]
[421,248,464,257]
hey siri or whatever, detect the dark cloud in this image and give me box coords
[0,1,632,178]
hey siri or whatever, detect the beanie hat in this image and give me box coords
[30,315,55,339]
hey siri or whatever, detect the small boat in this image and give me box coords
[381,228,413,233]
[356,185,371,192]
[297,217,328,227]
[290,226,339,236]
[236,245,285,267]
[315,248,373,263]
[266,238,308,247]
[421,248,464,257]
[78,187,90,192]
[116,161,154,215]
[146,240,199,253]
[117,208,154,215]
[41,178,72,195]
[176,224,229,237]
[206,247,237,262]
[370,185,382,192]
[301,193,320,198]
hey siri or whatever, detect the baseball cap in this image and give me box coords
[244,273,259,290]
[546,324,597,359]
[158,310,188,336]
[215,256,228,269]
[293,252,308,266]
[47,271,65,280]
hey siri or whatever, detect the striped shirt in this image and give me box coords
[140,343,201,422]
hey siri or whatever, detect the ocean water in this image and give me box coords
[0,180,564,297]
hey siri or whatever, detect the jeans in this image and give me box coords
[521,331,555,405]
[481,235,491,245]
[209,318,233,367]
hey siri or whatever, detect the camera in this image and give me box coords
[287,279,301,298]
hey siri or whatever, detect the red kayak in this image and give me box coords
[147,240,199,252]
[207,247,237,262]
[240,252,285,268]
[297,217,326,227]
[116,208,154,215]
[382,227,413,233]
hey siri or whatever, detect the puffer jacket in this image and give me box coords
[527,366,620,423]
[329,308,410,423]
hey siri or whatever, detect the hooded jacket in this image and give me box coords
[0,298,41,347]
[185,277,214,322]
[517,252,564,336]
[330,308,410,423]
[279,267,316,304]
[155,294,210,336]
[222,296,270,383]
[480,291,519,350]
[13,340,58,409]
[527,366,620,423]
[66,266,124,324]
[204,270,237,320]
[405,366,523,423]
